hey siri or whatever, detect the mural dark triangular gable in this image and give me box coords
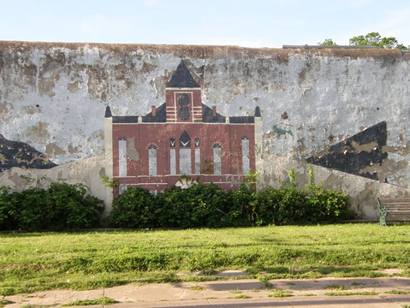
[166,60,200,88]
[306,121,387,180]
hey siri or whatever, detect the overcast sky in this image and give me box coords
[1,0,409,47]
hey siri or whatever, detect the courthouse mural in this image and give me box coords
[105,61,262,193]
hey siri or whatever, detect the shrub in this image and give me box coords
[47,183,104,229]
[110,182,351,229]
[158,183,229,228]
[226,184,256,226]
[254,187,307,225]
[0,183,103,231]
[11,187,49,230]
[1,180,352,231]
[111,187,157,228]
[0,187,16,230]
[253,187,280,225]
[305,185,351,223]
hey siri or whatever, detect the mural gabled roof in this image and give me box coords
[142,103,167,122]
[202,104,226,123]
[166,60,200,88]
[112,103,258,123]
[112,116,139,123]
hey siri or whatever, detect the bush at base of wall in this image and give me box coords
[111,183,352,229]
[0,183,104,231]
[0,182,351,231]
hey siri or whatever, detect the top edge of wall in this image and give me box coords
[0,40,409,60]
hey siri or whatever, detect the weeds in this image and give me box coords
[269,289,293,297]
[63,297,118,306]
[325,291,378,296]
[385,289,410,295]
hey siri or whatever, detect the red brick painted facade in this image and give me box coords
[106,61,261,193]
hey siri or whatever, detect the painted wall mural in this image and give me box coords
[0,41,409,219]
[105,61,261,193]
[0,134,56,172]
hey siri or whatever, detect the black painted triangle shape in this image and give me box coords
[306,121,387,180]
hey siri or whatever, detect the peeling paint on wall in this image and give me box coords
[0,41,409,218]
[0,134,56,171]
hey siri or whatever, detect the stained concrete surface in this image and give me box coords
[4,277,410,307]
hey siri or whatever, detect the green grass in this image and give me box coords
[233,293,251,299]
[63,296,118,306]
[0,299,14,307]
[269,289,293,297]
[385,289,410,295]
[325,291,378,296]
[1,224,410,295]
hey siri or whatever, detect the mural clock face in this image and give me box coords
[177,94,190,121]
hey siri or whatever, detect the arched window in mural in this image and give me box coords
[118,138,127,177]
[213,144,222,175]
[169,138,176,175]
[148,145,157,176]
[194,138,200,175]
[241,137,250,175]
[179,131,191,174]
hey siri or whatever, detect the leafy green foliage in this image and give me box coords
[228,184,256,226]
[164,184,230,228]
[349,32,408,50]
[111,187,157,228]
[305,185,352,223]
[0,183,103,231]
[111,182,351,228]
[100,175,119,188]
[0,187,17,230]
[320,39,337,47]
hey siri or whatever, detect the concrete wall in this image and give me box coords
[1,41,409,219]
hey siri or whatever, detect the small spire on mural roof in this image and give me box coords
[105,105,112,118]
[254,106,261,117]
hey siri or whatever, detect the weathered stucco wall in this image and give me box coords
[0,41,409,218]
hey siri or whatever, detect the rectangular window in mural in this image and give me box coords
[242,137,250,175]
[194,148,200,175]
[148,146,157,176]
[118,139,127,177]
[179,148,191,175]
[213,144,222,175]
[170,148,176,175]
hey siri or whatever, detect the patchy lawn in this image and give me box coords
[1,224,410,295]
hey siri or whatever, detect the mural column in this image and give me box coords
[254,106,263,190]
[104,106,113,213]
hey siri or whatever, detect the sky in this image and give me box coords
[0,0,409,48]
